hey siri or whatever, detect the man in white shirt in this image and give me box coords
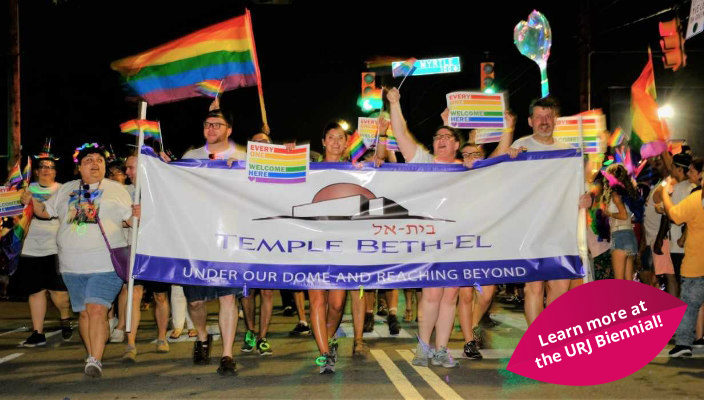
[510,97,573,327]
[182,109,241,376]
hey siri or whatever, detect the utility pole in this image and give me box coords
[9,0,21,172]
[578,0,592,112]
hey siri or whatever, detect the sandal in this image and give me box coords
[169,329,183,340]
[188,329,198,338]
[403,309,414,322]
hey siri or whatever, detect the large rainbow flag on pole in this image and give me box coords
[629,49,669,159]
[110,10,263,107]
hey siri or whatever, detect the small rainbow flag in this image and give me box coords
[5,159,22,188]
[246,142,309,184]
[385,131,399,151]
[196,79,223,98]
[629,49,669,158]
[0,197,33,276]
[446,92,506,129]
[392,57,417,78]
[608,127,624,148]
[120,119,162,141]
[347,130,366,162]
[22,157,31,188]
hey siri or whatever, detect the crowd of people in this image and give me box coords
[9,87,703,379]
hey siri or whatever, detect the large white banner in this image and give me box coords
[134,148,584,289]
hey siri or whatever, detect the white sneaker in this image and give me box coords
[109,317,118,334]
[84,357,103,378]
[110,328,125,343]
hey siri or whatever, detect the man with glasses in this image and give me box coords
[182,109,245,161]
[181,109,243,376]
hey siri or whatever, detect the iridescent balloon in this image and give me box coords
[514,10,552,97]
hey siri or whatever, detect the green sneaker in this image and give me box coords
[257,337,272,356]
[241,330,256,353]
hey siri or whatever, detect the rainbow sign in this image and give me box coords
[474,130,504,144]
[357,118,399,151]
[0,187,25,217]
[553,113,606,154]
[446,92,506,129]
[246,142,309,184]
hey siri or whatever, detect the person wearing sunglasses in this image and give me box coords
[22,144,139,378]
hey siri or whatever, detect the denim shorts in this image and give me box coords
[610,229,638,256]
[183,285,242,302]
[62,271,123,312]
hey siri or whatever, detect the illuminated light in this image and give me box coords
[339,121,350,131]
[657,105,674,118]
[483,87,496,94]
[391,56,461,77]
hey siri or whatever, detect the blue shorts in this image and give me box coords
[183,285,242,302]
[62,271,123,312]
[611,230,638,256]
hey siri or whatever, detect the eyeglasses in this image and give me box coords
[203,122,227,130]
[461,152,483,159]
[433,133,456,141]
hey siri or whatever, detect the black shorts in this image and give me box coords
[134,279,170,294]
[183,284,242,302]
[17,255,67,295]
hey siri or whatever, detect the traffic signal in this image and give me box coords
[480,62,495,93]
[659,18,686,71]
[360,72,382,111]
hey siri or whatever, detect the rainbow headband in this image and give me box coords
[73,143,110,164]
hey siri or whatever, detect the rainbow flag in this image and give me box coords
[246,142,309,184]
[0,199,32,276]
[446,92,505,129]
[608,127,624,147]
[111,11,262,105]
[385,131,399,151]
[553,113,606,154]
[196,79,224,98]
[629,49,669,158]
[22,157,31,188]
[120,119,162,141]
[346,131,366,162]
[392,57,417,78]
[5,159,22,188]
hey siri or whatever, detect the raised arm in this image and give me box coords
[387,87,422,161]
[490,110,517,157]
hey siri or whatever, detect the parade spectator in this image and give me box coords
[22,144,138,378]
[663,173,704,357]
[602,164,643,280]
[181,109,241,376]
[587,173,613,280]
[113,153,172,362]
[667,153,695,290]
[18,154,73,347]
[107,160,127,184]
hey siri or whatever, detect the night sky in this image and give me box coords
[3,0,702,180]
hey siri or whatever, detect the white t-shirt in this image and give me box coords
[408,144,460,164]
[182,142,245,160]
[511,135,572,152]
[670,180,696,254]
[21,182,61,257]
[44,179,132,274]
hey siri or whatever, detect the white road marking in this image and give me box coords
[0,327,28,337]
[397,349,463,400]
[0,353,23,364]
[371,349,425,400]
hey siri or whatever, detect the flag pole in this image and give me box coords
[126,100,147,332]
[577,116,593,283]
[245,9,269,134]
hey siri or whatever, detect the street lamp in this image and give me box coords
[658,105,674,118]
